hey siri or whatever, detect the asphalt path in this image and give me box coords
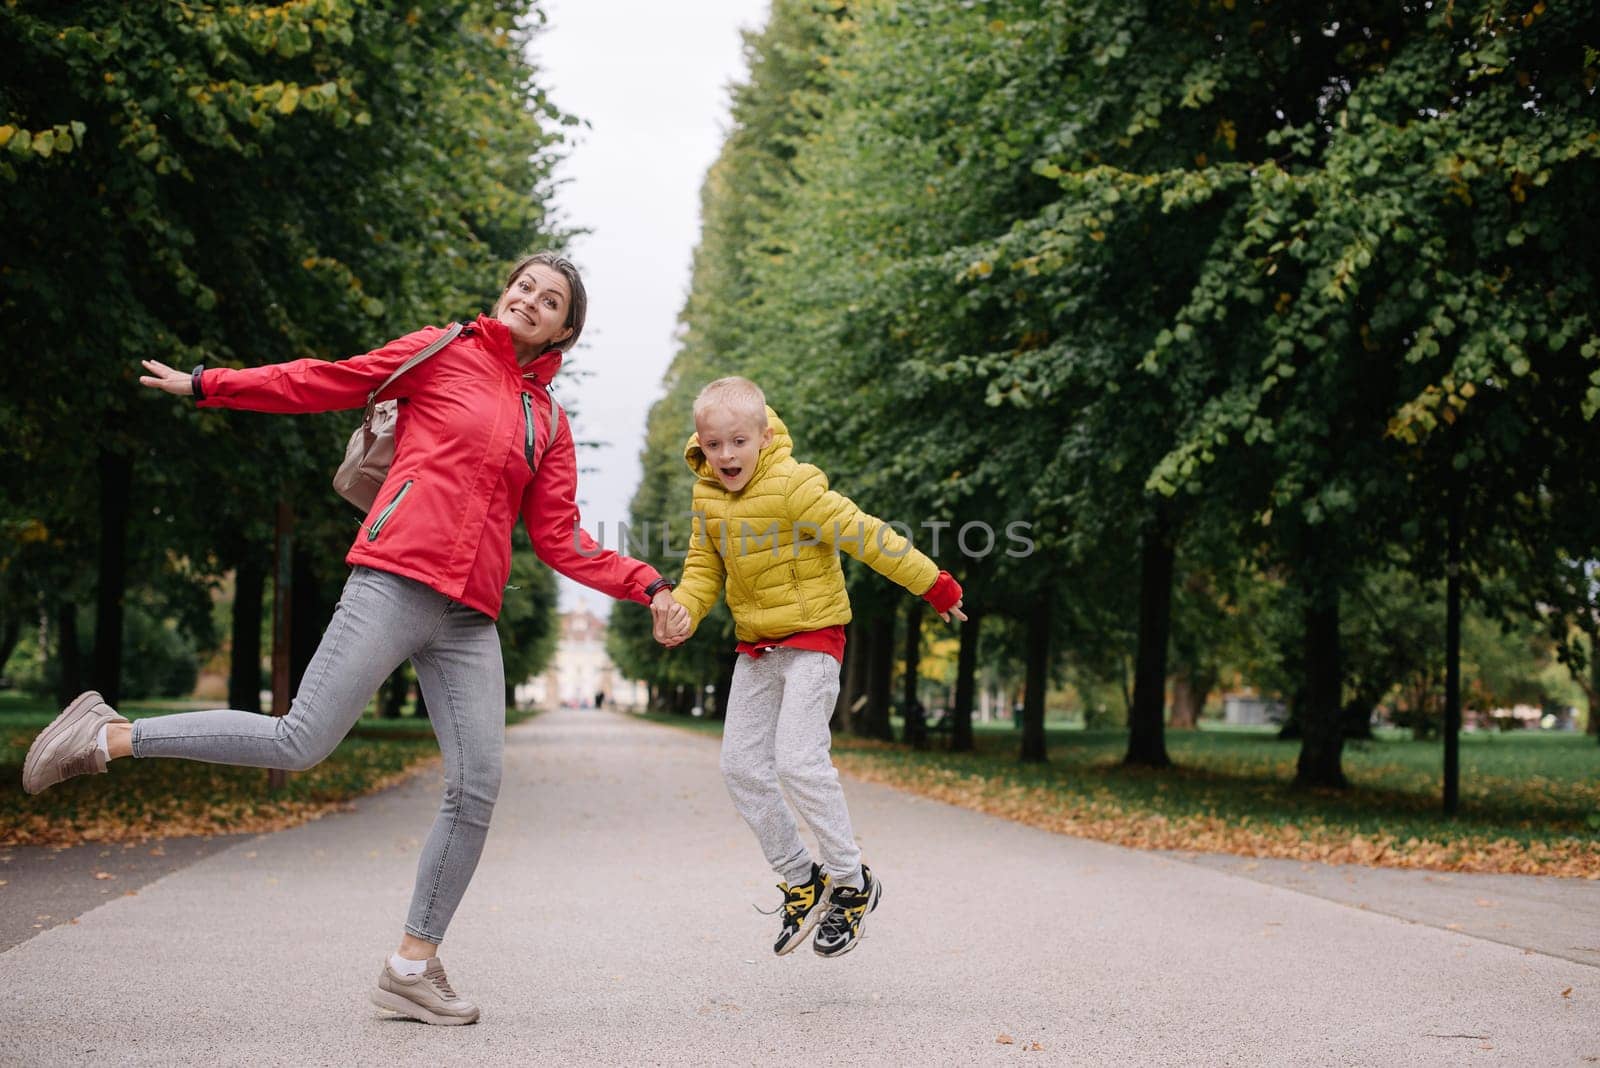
[1,707,1593,1066]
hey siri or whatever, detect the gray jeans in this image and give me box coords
[132,566,504,944]
[719,647,863,890]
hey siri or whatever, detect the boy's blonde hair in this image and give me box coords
[693,376,767,430]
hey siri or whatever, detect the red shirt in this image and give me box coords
[736,625,848,664]
[732,571,962,665]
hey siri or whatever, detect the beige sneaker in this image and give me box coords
[22,690,128,795]
[371,958,480,1026]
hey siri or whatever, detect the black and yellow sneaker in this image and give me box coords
[813,864,882,958]
[768,863,831,956]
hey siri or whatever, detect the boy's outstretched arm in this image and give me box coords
[668,508,726,640]
[788,463,967,622]
[922,571,968,624]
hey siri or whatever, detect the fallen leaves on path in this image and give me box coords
[1,756,440,848]
[834,755,1600,879]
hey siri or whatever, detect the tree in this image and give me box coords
[2,1,574,701]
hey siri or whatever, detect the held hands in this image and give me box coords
[138,359,194,396]
[650,590,691,648]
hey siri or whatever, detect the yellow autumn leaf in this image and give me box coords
[276,85,300,115]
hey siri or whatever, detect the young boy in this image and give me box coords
[663,376,965,958]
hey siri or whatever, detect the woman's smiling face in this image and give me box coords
[494,263,573,356]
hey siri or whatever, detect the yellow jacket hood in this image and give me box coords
[683,405,792,487]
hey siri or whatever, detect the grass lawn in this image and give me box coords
[0,693,538,847]
[630,711,1600,878]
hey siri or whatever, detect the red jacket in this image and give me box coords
[197,313,660,619]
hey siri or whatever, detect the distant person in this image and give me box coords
[22,252,689,1026]
[594,689,605,709]
[658,376,966,958]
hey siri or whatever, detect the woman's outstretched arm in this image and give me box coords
[137,326,447,414]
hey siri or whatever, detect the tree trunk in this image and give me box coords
[1125,516,1174,768]
[1294,589,1348,788]
[859,605,895,741]
[1443,496,1462,813]
[951,605,982,752]
[901,600,926,749]
[713,649,737,720]
[1586,624,1599,741]
[288,544,326,696]
[229,559,265,714]
[1020,595,1050,763]
[1341,696,1377,739]
[1277,687,1304,740]
[833,620,863,733]
[93,447,132,707]
[55,601,84,705]
[0,612,21,682]
[381,666,409,718]
[1169,667,1214,730]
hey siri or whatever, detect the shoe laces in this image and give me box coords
[425,967,458,1000]
[754,878,821,925]
[818,881,869,939]
[59,747,104,781]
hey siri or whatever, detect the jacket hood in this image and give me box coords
[684,405,792,488]
[475,313,564,388]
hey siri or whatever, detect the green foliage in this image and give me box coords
[499,531,561,689]
[4,599,200,700]
[608,0,845,695]
[0,1,572,684]
[622,0,1600,786]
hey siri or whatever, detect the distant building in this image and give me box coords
[514,609,645,710]
[1222,694,1287,726]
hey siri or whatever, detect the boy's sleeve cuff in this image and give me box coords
[921,571,962,613]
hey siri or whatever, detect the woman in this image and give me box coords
[22,252,687,1025]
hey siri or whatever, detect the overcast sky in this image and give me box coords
[531,1,770,616]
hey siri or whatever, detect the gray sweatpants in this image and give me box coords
[131,566,504,944]
[719,647,863,890]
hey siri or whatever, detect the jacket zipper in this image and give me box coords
[521,392,536,471]
[789,561,809,617]
[367,480,414,542]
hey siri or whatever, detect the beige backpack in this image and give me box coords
[333,323,462,510]
[332,323,567,511]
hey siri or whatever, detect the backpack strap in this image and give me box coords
[531,386,564,476]
[362,321,464,426]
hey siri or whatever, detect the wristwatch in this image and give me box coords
[644,578,675,599]
[190,364,206,400]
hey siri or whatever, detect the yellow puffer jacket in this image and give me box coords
[674,407,938,642]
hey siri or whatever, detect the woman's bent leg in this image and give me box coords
[403,604,505,944]
[131,568,439,771]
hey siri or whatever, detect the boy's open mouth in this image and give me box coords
[720,466,743,481]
